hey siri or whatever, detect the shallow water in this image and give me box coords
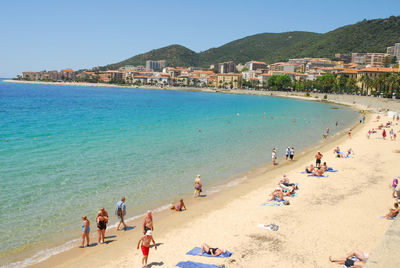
[0,81,359,266]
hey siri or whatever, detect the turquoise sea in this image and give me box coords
[0,80,359,266]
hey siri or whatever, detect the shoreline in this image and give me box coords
[3,104,358,267]
[28,107,375,268]
[2,79,397,267]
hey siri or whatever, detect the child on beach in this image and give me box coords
[137,230,157,267]
[81,216,90,248]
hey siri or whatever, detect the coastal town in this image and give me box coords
[18,42,400,96]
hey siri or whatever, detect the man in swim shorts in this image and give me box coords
[315,152,323,167]
[137,230,157,267]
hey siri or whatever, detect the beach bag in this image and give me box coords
[117,205,122,216]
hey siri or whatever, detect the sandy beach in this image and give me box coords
[21,93,399,268]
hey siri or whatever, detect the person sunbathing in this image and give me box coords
[279,175,298,190]
[321,162,328,172]
[384,203,400,219]
[170,199,186,211]
[333,146,340,155]
[269,187,284,201]
[305,164,315,173]
[329,249,369,267]
[313,167,324,176]
[345,148,354,157]
[200,243,227,257]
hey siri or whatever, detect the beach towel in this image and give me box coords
[379,215,396,220]
[257,223,279,231]
[186,247,232,258]
[176,261,220,268]
[260,202,284,207]
[307,174,328,178]
[342,256,360,268]
[326,168,338,172]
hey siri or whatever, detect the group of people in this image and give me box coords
[80,207,109,248]
[333,146,353,158]
[269,174,299,202]
[79,172,202,267]
[271,146,295,166]
[385,177,400,220]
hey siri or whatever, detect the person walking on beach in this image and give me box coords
[290,147,295,160]
[382,129,387,140]
[116,197,127,231]
[285,147,290,160]
[315,152,323,167]
[348,129,352,138]
[81,216,90,248]
[272,148,277,166]
[137,230,157,268]
[96,211,108,244]
[194,174,202,198]
[143,211,154,234]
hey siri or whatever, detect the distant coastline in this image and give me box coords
[4,79,400,113]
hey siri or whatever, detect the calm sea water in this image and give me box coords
[0,80,359,266]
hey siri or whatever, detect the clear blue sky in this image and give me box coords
[1,0,399,77]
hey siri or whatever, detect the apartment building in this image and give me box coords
[216,73,241,88]
[244,61,268,71]
[146,60,167,71]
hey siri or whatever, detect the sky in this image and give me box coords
[0,0,399,77]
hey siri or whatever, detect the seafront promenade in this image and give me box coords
[25,91,400,267]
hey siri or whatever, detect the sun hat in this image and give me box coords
[145,230,152,236]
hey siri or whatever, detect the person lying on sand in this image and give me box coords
[279,175,298,190]
[269,187,284,201]
[329,249,369,267]
[170,199,186,211]
[384,203,400,219]
[305,164,315,174]
[200,243,227,257]
[313,167,324,177]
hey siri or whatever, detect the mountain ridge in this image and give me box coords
[99,16,400,70]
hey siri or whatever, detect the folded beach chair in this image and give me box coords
[176,261,220,268]
[186,247,232,258]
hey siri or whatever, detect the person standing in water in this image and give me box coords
[81,216,90,248]
[272,148,277,166]
[194,174,202,197]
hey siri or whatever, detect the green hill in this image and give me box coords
[100,44,198,70]
[99,16,400,70]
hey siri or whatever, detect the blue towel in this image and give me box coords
[326,168,338,172]
[260,202,284,207]
[186,247,232,258]
[176,261,219,268]
[307,174,328,178]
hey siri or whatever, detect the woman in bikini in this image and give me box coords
[200,243,227,257]
[81,216,90,248]
[170,199,186,211]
